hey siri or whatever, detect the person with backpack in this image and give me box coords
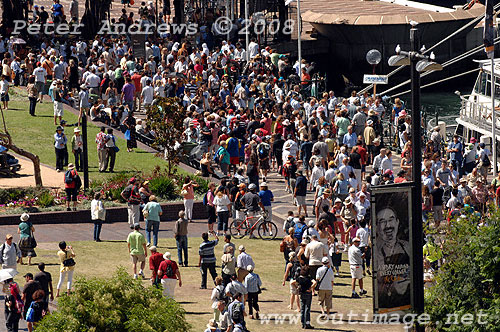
[64,163,81,212]
[215,142,231,176]
[211,276,228,321]
[18,213,36,266]
[291,266,316,329]
[157,252,182,298]
[121,177,142,228]
[257,136,271,179]
[25,289,45,332]
[228,292,247,332]
[293,216,308,243]
[3,277,22,332]
[282,252,301,312]
[0,234,21,269]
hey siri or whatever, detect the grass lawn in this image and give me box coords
[3,87,164,182]
[13,238,404,332]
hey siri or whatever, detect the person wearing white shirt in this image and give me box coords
[91,192,106,242]
[355,193,370,219]
[236,245,255,282]
[33,65,47,102]
[315,257,335,316]
[305,235,329,287]
[380,150,393,174]
[141,80,154,110]
[355,221,371,275]
[248,39,259,59]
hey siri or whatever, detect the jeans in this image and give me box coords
[176,235,188,265]
[300,293,312,326]
[360,246,371,269]
[93,220,103,241]
[6,311,20,332]
[145,220,160,246]
[217,210,229,231]
[29,96,37,116]
[105,147,116,171]
[247,292,260,315]
[200,262,217,288]
[74,148,83,171]
[55,147,65,170]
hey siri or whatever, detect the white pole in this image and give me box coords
[297,0,302,75]
[226,0,230,41]
[245,0,249,62]
[492,56,497,177]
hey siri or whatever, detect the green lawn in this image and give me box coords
[3,87,164,181]
[12,238,402,332]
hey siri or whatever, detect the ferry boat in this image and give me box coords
[455,59,500,156]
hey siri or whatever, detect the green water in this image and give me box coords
[398,89,471,119]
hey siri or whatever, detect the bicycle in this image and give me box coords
[229,209,278,240]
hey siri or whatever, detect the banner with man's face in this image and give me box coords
[371,185,412,314]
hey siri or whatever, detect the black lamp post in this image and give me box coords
[388,22,442,331]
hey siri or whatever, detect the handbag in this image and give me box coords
[124,129,131,140]
[63,251,76,267]
[29,236,37,249]
[279,239,286,253]
[113,146,120,153]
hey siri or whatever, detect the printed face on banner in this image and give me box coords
[373,189,412,314]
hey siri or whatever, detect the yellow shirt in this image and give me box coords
[58,250,75,272]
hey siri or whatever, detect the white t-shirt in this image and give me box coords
[316,265,334,290]
[0,80,8,94]
[355,227,370,247]
[141,86,154,105]
[33,67,47,82]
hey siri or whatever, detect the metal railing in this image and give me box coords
[458,95,500,132]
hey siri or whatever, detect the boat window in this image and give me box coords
[475,72,488,95]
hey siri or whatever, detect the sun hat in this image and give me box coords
[67,163,75,170]
[206,319,218,330]
[322,257,330,264]
[20,213,30,222]
[238,245,245,251]
[73,127,81,133]
[353,237,361,242]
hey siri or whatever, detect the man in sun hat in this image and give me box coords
[0,234,21,269]
[158,251,181,298]
[64,163,81,211]
[348,237,366,298]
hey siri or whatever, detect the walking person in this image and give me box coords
[91,192,106,242]
[213,190,231,236]
[316,257,335,318]
[56,241,75,297]
[0,234,21,269]
[282,252,301,312]
[258,182,274,225]
[104,128,118,172]
[52,80,64,125]
[149,246,164,288]
[71,128,83,172]
[291,266,316,329]
[34,262,54,312]
[243,265,262,320]
[142,195,163,247]
[199,232,219,289]
[157,252,182,298]
[127,223,147,280]
[95,126,108,173]
[54,126,67,172]
[27,75,38,116]
[122,178,142,228]
[182,176,198,223]
[174,211,189,267]
[221,246,236,287]
[348,237,366,298]
[206,182,217,233]
[3,277,22,332]
[22,273,41,332]
[18,213,36,266]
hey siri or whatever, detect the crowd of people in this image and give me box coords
[0,0,498,331]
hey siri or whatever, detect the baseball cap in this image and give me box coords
[23,273,34,278]
[321,257,330,264]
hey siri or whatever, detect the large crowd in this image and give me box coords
[0,0,498,331]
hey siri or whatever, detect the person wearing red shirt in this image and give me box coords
[301,67,311,86]
[194,59,203,74]
[149,246,164,287]
[394,170,407,183]
[158,252,181,298]
[64,163,81,211]
[356,140,367,180]
[131,71,142,110]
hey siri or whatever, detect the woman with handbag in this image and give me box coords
[56,241,75,297]
[17,213,36,266]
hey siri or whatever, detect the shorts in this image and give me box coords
[290,280,299,295]
[230,157,239,165]
[35,81,44,93]
[54,101,64,116]
[318,289,332,309]
[131,254,146,264]
[309,265,320,280]
[65,188,78,201]
[350,265,363,279]
[295,195,306,206]
[303,160,310,171]
[0,93,9,101]
[260,159,270,170]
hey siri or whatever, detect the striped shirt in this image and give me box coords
[244,272,262,293]
[199,239,218,264]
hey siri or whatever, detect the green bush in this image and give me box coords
[37,191,55,208]
[35,268,191,332]
[149,176,178,200]
[192,176,210,195]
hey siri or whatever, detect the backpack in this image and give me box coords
[294,223,306,241]
[121,186,132,200]
[234,192,243,210]
[25,302,36,322]
[9,283,23,315]
[481,153,491,167]
[216,284,228,304]
[213,150,220,164]
[231,301,244,324]
[290,260,301,280]
[165,260,175,278]
[258,144,269,159]
[283,218,295,233]
[64,170,74,184]
[203,190,211,206]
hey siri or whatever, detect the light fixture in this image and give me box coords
[416,59,443,72]
[388,54,410,66]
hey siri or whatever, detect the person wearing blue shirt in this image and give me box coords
[226,134,240,174]
[258,183,274,222]
[447,134,463,176]
[342,126,357,149]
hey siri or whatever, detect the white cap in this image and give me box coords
[308,220,316,227]
[321,257,330,264]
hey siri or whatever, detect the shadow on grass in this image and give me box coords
[259,299,283,303]
[184,311,212,315]
[177,301,196,304]
[104,240,127,243]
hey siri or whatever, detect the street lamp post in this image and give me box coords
[366,49,382,97]
[388,23,442,332]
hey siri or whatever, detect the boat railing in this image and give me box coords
[458,95,500,132]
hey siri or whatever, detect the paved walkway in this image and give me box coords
[0,155,63,189]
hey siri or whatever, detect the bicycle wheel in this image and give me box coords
[229,219,247,239]
[258,221,278,240]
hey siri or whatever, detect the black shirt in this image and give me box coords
[34,271,52,297]
[431,187,444,206]
[242,192,260,211]
[349,152,362,170]
[297,275,313,294]
[23,280,41,311]
[295,175,307,196]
